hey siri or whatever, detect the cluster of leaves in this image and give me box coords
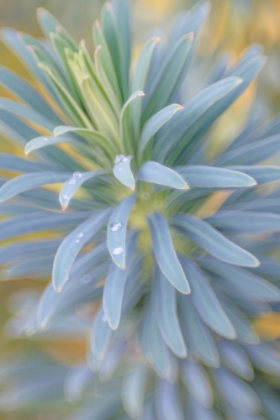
[0,1,280,419]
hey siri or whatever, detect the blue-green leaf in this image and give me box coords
[199,257,280,302]
[180,257,236,339]
[208,210,280,235]
[219,340,254,381]
[178,295,220,368]
[181,360,213,408]
[214,368,261,415]
[59,170,108,211]
[137,162,189,190]
[52,208,111,292]
[107,195,136,269]
[0,172,70,203]
[172,214,259,268]
[120,91,145,155]
[177,165,257,188]
[113,155,135,190]
[155,266,187,358]
[103,232,136,330]
[24,135,79,156]
[122,364,147,419]
[90,308,112,363]
[226,165,280,184]
[155,381,184,420]
[148,212,190,294]
[138,104,183,160]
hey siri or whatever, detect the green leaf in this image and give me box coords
[131,37,159,138]
[137,162,189,190]
[122,364,147,420]
[180,257,236,339]
[24,135,79,156]
[155,266,187,357]
[208,210,280,235]
[52,208,111,292]
[113,155,135,190]
[59,170,108,211]
[107,195,136,269]
[138,104,183,161]
[103,232,136,330]
[177,166,257,188]
[178,295,220,368]
[172,214,259,268]
[120,91,145,155]
[0,172,70,203]
[147,212,190,294]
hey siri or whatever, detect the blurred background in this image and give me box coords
[0,0,280,418]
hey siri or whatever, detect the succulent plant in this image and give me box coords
[1,1,280,419]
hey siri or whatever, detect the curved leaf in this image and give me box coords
[182,360,213,408]
[177,165,257,188]
[137,162,189,190]
[172,214,259,268]
[147,212,190,294]
[122,364,147,419]
[113,155,135,190]
[180,257,236,339]
[90,308,112,363]
[59,170,108,211]
[107,194,136,268]
[0,172,70,203]
[52,208,111,292]
[25,135,79,156]
[155,266,187,358]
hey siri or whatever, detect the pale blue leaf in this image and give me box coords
[181,360,213,408]
[113,155,135,190]
[137,162,189,190]
[122,364,147,419]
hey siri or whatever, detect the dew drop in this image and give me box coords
[81,274,91,284]
[43,137,49,142]
[75,239,80,243]
[63,194,69,200]
[112,246,124,255]
[78,232,84,238]
[142,192,150,200]
[73,171,82,178]
[110,222,122,232]
[114,155,128,164]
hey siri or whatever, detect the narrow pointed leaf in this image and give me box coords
[208,210,280,235]
[177,165,257,188]
[219,340,254,381]
[0,172,70,203]
[120,91,145,155]
[155,380,184,420]
[103,233,136,330]
[137,162,189,190]
[25,136,79,155]
[52,208,111,292]
[226,165,280,184]
[148,212,190,294]
[113,155,135,190]
[180,257,236,339]
[172,214,259,268]
[59,170,108,211]
[155,266,187,357]
[138,104,183,160]
[107,194,136,268]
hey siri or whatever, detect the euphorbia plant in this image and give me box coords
[0,1,280,419]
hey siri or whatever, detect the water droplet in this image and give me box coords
[102,314,107,322]
[81,274,91,284]
[75,239,80,243]
[43,137,49,142]
[73,172,82,178]
[68,177,76,185]
[112,246,124,255]
[142,192,150,200]
[114,155,128,164]
[63,194,69,200]
[110,222,122,232]
[78,232,84,238]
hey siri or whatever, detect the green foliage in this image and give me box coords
[0,1,280,419]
